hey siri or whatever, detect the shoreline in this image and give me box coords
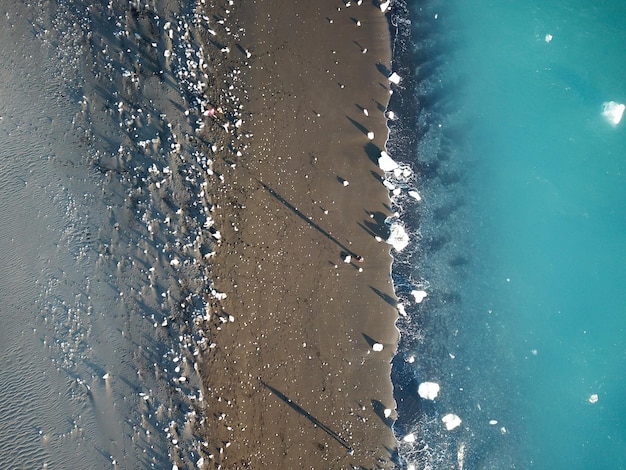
[196,0,400,467]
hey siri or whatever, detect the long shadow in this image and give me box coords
[346,115,369,135]
[370,286,397,307]
[259,181,355,256]
[260,380,353,454]
[371,399,395,428]
[364,142,382,166]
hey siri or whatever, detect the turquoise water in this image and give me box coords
[452,0,626,468]
[391,0,626,468]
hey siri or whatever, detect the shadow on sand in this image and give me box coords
[260,380,353,454]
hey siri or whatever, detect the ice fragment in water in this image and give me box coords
[378,151,399,171]
[602,101,625,125]
[418,381,440,400]
[442,413,462,430]
[402,433,416,443]
[388,72,401,85]
[387,222,409,252]
[588,393,599,404]
[411,290,427,303]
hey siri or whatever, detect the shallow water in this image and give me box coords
[0,0,230,467]
[389,0,626,468]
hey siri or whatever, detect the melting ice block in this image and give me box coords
[372,343,384,352]
[588,393,599,404]
[388,72,401,85]
[418,381,440,400]
[411,290,428,303]
[402,433,416,443]
[378,151,399,172]
[602,101,625,125]
[387,222,410,252]
[442,413,462,431]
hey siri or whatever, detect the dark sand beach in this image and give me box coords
[0,0,398,468]
[196,0,399,467]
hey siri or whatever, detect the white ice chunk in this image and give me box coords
[408,190,422,201]
[384,408,393,418]
[545,33,553,42]
[387,222,409,252]
[367,131,375,140]
[588,393,599,404]
[388,72,401,85]
[411,290,427,303]
[402,433,416,443]
[397,303,407,317]
[418,381,440,400]
[602,101,625,125]
[378,151,399,172]
[442,413,462,431]
[380,1,391,13]
[372,343,384,352]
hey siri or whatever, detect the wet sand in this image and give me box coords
[197,0,399,467]
[0,0,398,468]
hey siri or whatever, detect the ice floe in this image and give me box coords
[378,151,399,172]
[387,222,410,252]
[602,101,625,125]
[388,72,401,85]
[418,381,440,400]
[442,413,462,431]
[411,290,427,303]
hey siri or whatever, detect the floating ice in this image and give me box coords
[388,72,401,85]
[397,303,407,317]
[545,33,553,43]
[402,433,416,443]
[489,419,498,425]
[387,222,410,252]
[372,343,384,352]
[380,1,391,13]
[378,151,399,172]
[442,413,462,431]
[411,290,427,303]
[588,393,599,404]
[408,190,421,201]
[602,101,625,125]
[418,381,440,400]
